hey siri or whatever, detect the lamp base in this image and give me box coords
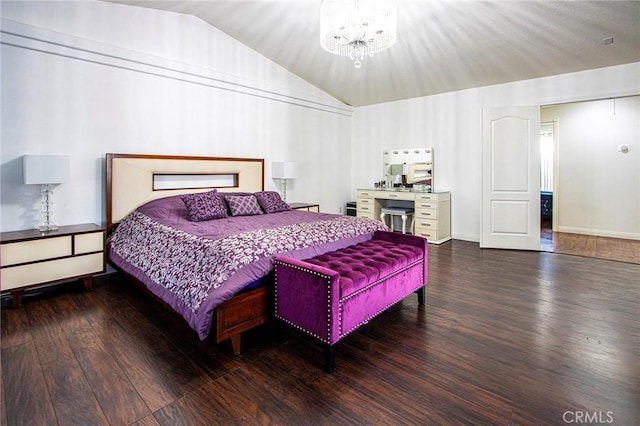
[37,184,59,232]
[38,224,59,232]
[281,179,288,202]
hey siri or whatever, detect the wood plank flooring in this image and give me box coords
[541,230,640,264]
[540,219,640,264]
[2,240,639,425]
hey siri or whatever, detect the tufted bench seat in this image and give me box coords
[274,230,427,373]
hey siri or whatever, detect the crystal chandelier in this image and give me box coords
[320,0,397,68]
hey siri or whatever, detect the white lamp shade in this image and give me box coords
[272,161,297,179]
[23,155,70,184]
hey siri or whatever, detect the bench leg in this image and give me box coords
[275,320,288,344]
[417,286,426,305]
[323,344,336,374]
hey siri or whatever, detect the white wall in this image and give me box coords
[1,0,353,232]
[2,1,639,240]
[351,63,640,242]
[542,97,639,239]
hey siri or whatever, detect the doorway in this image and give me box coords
[482,98,639,259]
[539,122,554,251]
[538,97,640,263]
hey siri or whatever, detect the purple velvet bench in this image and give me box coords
[274,230,428,373]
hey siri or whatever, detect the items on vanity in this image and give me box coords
[382,147,434,191]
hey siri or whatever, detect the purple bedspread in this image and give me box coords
[107,195,388,339]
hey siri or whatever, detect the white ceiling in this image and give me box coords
[109,0,640,107]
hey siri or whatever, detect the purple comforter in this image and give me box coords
[107,195,388,339]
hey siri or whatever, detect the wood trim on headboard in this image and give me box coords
[106,153,265,234]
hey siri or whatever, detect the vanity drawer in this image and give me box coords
[381,191,414,201]
[416,193,438,202]
[357,190,376,199]
[415,217,439,241]
[357,204,376,215]
[414,228,439,241]
[356,210,376,219]
[415,201,437,210]
[415,209,438,220]
[357,197,375,206]
[415,219,438,231]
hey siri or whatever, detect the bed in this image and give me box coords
[105,153,388,354]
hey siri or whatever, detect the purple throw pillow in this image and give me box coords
[255,191,291,213]
[180,190,228,221]
[226,195,264,216]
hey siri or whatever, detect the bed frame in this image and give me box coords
[106,153,269,355]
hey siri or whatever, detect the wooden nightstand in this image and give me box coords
[0,223,106,307]
[289,202,320,212]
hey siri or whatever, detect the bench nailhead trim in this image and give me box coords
[274,260,335,343]
[275,257,425,345]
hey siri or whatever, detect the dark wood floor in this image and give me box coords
[2,240,639,425]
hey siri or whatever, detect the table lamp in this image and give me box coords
[23,154,70,231]
[271,161,297,202]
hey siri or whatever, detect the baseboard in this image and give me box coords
[451,233,480,243]
[557,226,640,241]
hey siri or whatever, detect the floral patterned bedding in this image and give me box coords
[107,195,388,339]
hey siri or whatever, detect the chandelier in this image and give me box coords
[320,0,397,68]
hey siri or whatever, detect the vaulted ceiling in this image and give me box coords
[108,1,640,107]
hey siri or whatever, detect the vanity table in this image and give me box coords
[356,189,451,244]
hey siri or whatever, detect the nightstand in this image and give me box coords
[1,223,105,307]
[289,202,320,212]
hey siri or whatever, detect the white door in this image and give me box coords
[481,107,540,249]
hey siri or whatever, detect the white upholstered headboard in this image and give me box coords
[106,153,264,233]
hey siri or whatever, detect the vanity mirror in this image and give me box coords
[383,147,433,191]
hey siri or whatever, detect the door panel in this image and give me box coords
[491,118,531,192]
[491,200,531,234]
[482,107,540,249]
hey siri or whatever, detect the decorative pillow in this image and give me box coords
[220,192,254,216]
[255,191,291,213]
[180,190,228,221]
[225,195,264,216]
